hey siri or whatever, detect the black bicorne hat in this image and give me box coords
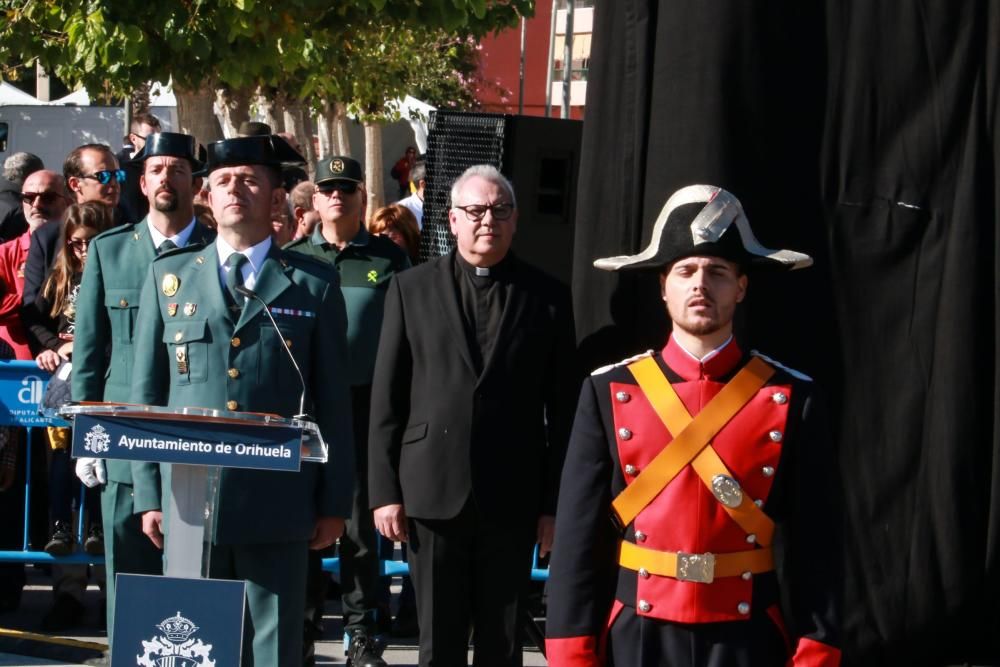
[594,185,812,272]
[203,135,305,175]
[128,132,205,171]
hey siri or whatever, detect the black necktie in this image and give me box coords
[157,239,177,255]
[225,253,249,308]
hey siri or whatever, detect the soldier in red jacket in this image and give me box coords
[546,184,841,666]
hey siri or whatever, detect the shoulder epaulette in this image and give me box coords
[282,237,310,251]
[279,247,335,271]
[93,221,141,242]
[751,350,813,381]
[590,349,655,376]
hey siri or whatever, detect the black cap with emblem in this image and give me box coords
[594,184,813,273]
[314,155,363,189]
[203,135,305,175]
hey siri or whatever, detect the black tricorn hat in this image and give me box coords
[128,132,205,171]
[237,120,273,136]
[594,185,812,272]
[203,135,305,175]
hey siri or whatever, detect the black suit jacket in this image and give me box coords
[368,251,579,527]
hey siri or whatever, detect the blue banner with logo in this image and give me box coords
[113,574,245,667]
[71,414,302,471]
[0,361,52,427]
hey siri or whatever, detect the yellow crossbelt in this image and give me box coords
[618,540,774,580]
[612,356,776,534]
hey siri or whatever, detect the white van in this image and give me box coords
[0,105,178,170]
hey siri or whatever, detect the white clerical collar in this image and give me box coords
[148,217,197,249]
[672,333,734,363]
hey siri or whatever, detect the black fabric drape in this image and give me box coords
[573,0,1000,664]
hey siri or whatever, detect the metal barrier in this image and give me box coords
[0,360,549,581]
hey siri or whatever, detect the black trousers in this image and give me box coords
[408,498,534,667]
[607,604,789,667]
[339,385,381,633]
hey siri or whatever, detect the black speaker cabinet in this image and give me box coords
[420,111,583,285]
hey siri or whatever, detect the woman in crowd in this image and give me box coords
[25,201,112,555]
[368,204,420,264]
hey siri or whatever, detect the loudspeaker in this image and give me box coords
[420,111,583,285]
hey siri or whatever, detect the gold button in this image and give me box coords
[226,400,238,411]
[227,368,240,379]
[284,339,292,349]
[174,331,183,342]
[231,337,241,348]
[119,298,128,307]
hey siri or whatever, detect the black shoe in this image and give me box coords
[346,630,387,667]
[40,593,84,632]
[44,521,74,557]
[84,526,104,555]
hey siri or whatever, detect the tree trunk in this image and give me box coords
[218,86,251,138]
[334,102,352,156]
[317,101,333,159]
[300,109,317,176]
[363,121,384,223]
[174,83,224,149]
[262,90,286,133]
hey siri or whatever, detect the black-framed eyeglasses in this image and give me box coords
[80,169,126,185]
[317,182,359,195]
[19,191,65,204]
[67,238,92,251]
[453,203,515,222]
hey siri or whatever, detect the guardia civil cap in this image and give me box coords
[203,135,305,175]
[594,184,812,272]
[314,156,364,188]
[128,132,205,171]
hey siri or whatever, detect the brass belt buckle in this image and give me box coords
[676,552,716,584]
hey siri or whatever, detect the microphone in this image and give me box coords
[235,285,308,419]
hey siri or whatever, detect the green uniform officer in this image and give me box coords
[71,132,215,643]
[285,156,409,666]
[129,135,355,667]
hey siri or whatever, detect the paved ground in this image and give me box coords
[0,566,548,666]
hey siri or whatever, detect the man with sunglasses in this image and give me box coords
[22,144,131,311]
[285,156,409,667]
[70,134,215,658]
[0,171,69,361]
[369,164,578,666]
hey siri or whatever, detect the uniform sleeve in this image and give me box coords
[367,275,411,509]
[781,387,842,666]
[546,378,619,666]
[129,264,169,513]
[312,277,355,518]
[541,283,580,515]
[72,238,110,401]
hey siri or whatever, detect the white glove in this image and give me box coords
[75,457,106,488]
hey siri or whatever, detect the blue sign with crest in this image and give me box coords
[113,574,245,667]
[71,413,302,471]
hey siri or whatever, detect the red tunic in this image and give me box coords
[546,336,841,666]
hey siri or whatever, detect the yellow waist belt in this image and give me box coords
[618,540,774,584]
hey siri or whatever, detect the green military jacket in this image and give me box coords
[284,224,410,386]
[129,239,355,544]
[72,217,215,484]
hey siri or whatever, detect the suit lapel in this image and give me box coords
[435,254,476,373]
[189,221,216,246]
[235,246,292,332]
[131,219,157,263]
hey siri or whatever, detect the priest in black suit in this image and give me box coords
[369,164,578,667]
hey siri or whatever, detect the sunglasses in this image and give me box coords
[67,238,92,251]
[318,182,359,195]
[19,191,65,205]
[80,169,126,185]
[453,203,515,222]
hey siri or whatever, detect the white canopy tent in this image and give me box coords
[0,82,43,105]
